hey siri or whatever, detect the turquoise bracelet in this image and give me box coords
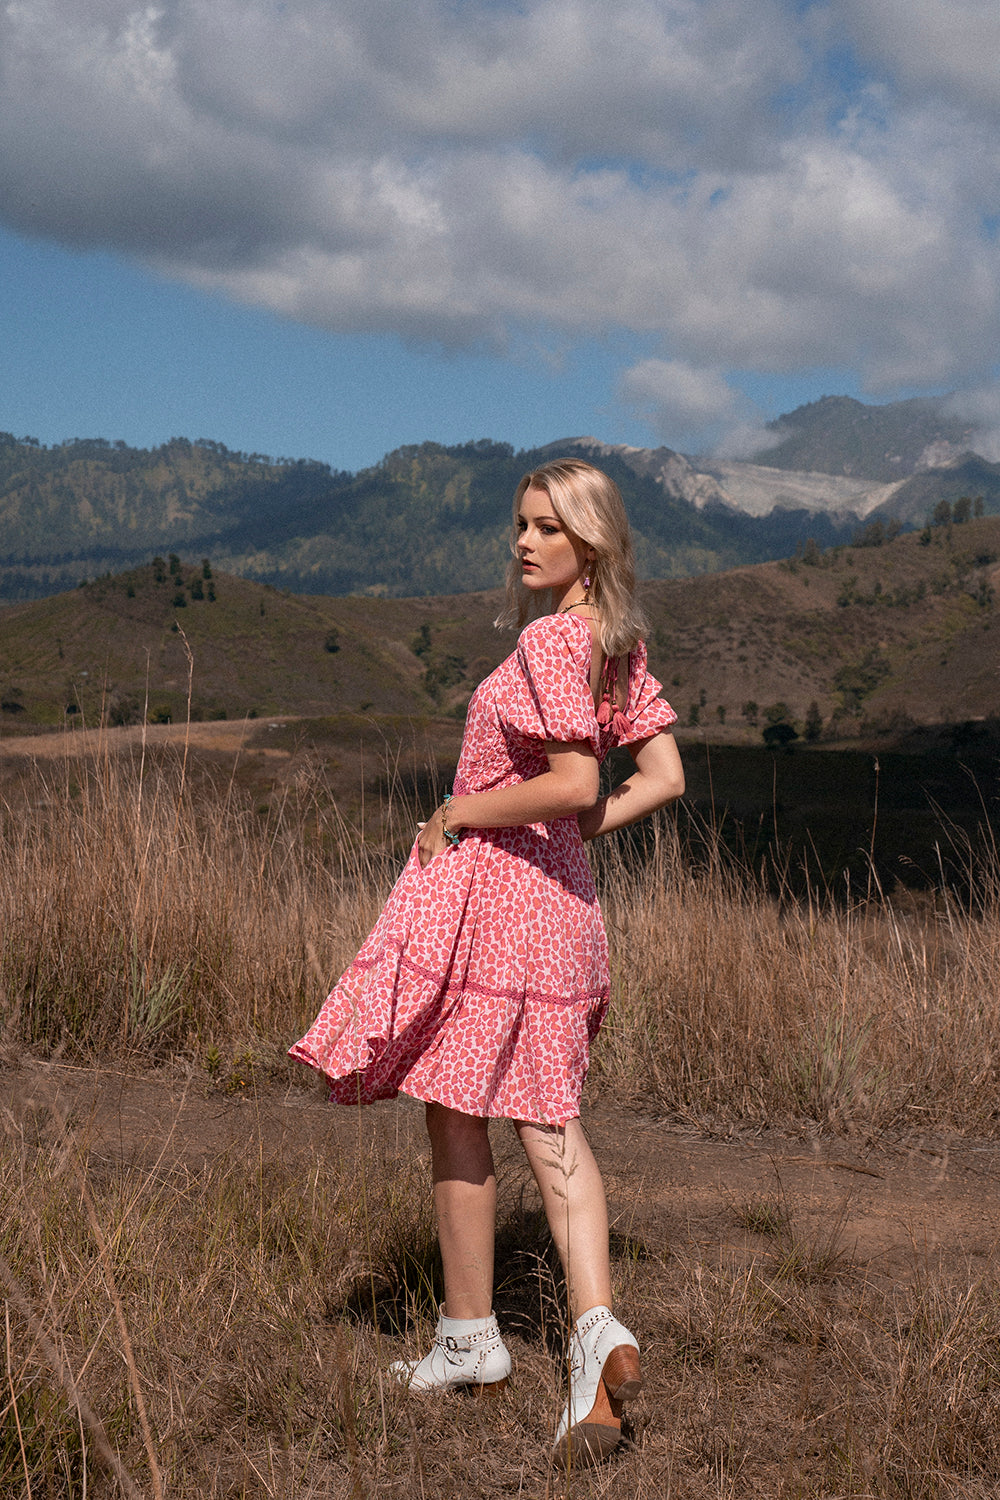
[441,792,462,847]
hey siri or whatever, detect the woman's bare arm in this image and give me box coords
[576,731,684,841]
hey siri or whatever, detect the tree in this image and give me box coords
[932,499,952,527]
[953,495,972,524]
[741,699,759,727]
[763,722,799,750]
[833,650,890,714]
[423,654,467,701]
[804,701,823,742]
[853,519,885,548]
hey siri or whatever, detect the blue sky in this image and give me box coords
[1,0,999,472]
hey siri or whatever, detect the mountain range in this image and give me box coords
[1,395,999,603]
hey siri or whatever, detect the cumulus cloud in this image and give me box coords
[841,0,1000,116]
[617,359,782,457]
[944,388,1000,464]
[1,0,1000,427]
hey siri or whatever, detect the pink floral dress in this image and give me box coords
[289,613,676,1126]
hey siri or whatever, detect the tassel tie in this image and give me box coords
[596,654,632,740]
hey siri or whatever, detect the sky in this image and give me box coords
[1,0,1000,473]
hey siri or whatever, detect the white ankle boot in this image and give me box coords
[389,1312,512,1395]
[552,1305,643,1468]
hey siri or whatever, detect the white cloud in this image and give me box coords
[842,1,1000,116]
[618,358,777,456]
[619,358,738,435]
[944,388,1000,464]
[1,0,1000,420]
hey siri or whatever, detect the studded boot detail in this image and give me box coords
[389,1312,511,1395]
[552,1305,642,1467]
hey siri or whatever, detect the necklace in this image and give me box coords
[559,597,595,614]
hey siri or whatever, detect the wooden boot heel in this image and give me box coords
[468,1376,509,1400]
[602,1343,643,1402]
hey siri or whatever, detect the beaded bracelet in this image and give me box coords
[441,792,462,846]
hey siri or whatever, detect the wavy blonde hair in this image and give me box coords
[494,458,647,657]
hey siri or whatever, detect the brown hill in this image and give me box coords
[1,517,998,746]
[640,514,1000,741]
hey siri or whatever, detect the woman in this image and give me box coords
[290,458,684,1466]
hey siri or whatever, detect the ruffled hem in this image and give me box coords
[288,944,608,1127]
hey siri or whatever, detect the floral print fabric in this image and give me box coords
[289,613,676,1125]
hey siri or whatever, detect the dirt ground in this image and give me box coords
[0,718,295,760]
[7,1059,999,1289]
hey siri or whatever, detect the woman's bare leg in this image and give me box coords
[515,1117,613,1318]
[425,1102,497,1319]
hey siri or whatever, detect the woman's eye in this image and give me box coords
[541,526,558,535]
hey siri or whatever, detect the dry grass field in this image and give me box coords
[2,729,1000,1497]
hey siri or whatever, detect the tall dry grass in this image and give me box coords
[591,816,1000,1136]
[2,741,998,1134]
[0,743,404,1063]
[3,741,1000,1495]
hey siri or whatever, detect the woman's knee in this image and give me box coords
[426,1101,490,1146]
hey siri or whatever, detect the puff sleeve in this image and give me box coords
[504,615,602,755]
[611,642,678,747]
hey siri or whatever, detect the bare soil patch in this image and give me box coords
[7,1060,1000,1496]
[8,1060,997,1286]
[0,718,295,760]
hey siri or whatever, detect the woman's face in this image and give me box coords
[516,485,593,609]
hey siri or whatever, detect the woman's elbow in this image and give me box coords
[664,766,685,801]
[560,766,601,814]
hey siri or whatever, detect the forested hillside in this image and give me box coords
[0,432,856,602]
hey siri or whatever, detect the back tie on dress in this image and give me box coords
[595,656,631,739]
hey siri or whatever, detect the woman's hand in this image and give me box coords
[417,805,450,868]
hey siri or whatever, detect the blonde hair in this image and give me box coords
[494,458,647,657]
